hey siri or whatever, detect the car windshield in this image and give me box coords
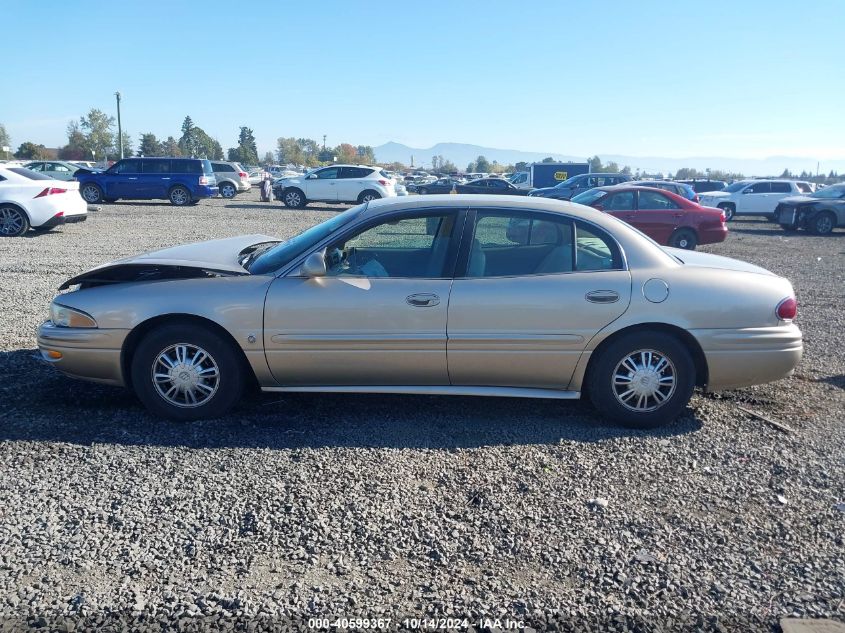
[248,205,364,274]
[723,181,748,193]
[9,167,52,180]
[571,188,608,205]
[811,185,845,199]
[553,175,580,188]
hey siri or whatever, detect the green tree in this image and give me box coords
[15,142,48,159]
[541,156,556,163]
[179,116,197,156]
[440,159,457,173]
[58,121,87,160]
[138,132,162,157]
[780,168,792,178]
[514,161,529,172]
[118,131,133,159]
[475,155,491,172]
[79,109,115,161]
[0,123,10,159]
[263,151,274,165]
[466,161,476,172]
[234,126,259,164]
[161,136,181,157]
[276,137,302,165]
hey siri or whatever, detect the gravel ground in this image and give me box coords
[0,191,843,632]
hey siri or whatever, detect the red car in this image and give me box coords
[571,186,728,249]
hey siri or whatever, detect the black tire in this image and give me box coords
[588,331,696,429]
[668,228,698,250]
[809,211,835,235]
[358,190,381,204]
[779,223,798,232]
[419,187,428,195]
[130,324,245,421]
[282,188,306,208]
[718,203,735,221]
[169,186,191,206]
[219,181,237,199]
[0,205,30,237]
[80,183,103,204]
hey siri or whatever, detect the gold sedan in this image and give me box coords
[38,195,802,428]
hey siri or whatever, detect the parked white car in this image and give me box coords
[0,166,87,236]
[699,180,814,221]
[273,164,396,208]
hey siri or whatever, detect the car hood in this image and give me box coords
[59,234,279,290]
[530,186,563,195]
[699,191,730,199]
[664,247,775,276]
[778,194,818,205]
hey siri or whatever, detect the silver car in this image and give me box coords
[37,195,802,428]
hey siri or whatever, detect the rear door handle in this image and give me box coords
[406,293,440,307]
[128,177,138,180]
[585,290,620,304]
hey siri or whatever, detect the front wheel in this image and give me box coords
[718,203,735,221]
[0,205,30,237]
[169,186,191,206]
[418,188,428,195]
[283,188,306,208]
[810,212,835,235]
[130,324,245,421]
[80,183,103,204]
[668,228,698,250]
[588,332,695,429]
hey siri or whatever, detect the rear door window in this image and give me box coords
[770,182,792,193]
[142,159,171,174]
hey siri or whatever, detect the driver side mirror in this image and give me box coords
[306,174,317,179]
[301,251,327,277]
[742,188,753,194]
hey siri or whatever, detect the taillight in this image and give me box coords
[238,172,248,178]
[34,187,67,198]
[719,211,726,223]
[378,179,389,186]
[693,194,700,203]
[199,176,209,185]
[776,297,797,321]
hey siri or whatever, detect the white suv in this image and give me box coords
[274,164,396,208]
[699,179,813,221]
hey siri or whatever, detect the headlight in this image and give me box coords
[51,303,97,328]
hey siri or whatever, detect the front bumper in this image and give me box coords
[692,323,803,391]
[37,321,128,386]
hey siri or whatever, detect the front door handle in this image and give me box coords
[406,293,440,307]
[128,177,138,180]
[585,290,620,304]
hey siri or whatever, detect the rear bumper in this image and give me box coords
[37,321,128,386]
[692,323,803,391]
[238,181,252,192]
[194,185,219,199]
[698,223,728,245]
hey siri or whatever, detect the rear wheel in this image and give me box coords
[418,187,428,195]
[358,190,381,204]
[668,228,698,250]
[718,203,735,221]
[169,186,191,206]
[219,182,237,198]
[588,331,695,429]
[130,324,245,421]
[810,211,835,235]
[0,205,30,237]
[81,183,103,204]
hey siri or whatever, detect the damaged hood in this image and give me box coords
[59,234,280,290]
[664,247,776,276]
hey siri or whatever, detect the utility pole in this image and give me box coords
[322,135,326,150]
[115,91,123,159]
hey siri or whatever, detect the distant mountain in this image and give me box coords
[374,141,845,177]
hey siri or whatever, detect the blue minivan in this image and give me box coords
[76,157,218,206]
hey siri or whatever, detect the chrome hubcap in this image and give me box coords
[222,184,235,197]
[285,192,300,205]
[0,208,24,235]
[612,349,676,412]
[152,343,219,408]
[363,194,377,202]
[817,217,833,232]
[82,185,99,202]
[172,189,188,204]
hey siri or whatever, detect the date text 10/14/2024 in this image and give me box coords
[308,617,526,630]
